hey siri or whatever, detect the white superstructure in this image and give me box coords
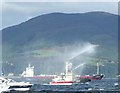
[65,61,73,81]
[21,64,34,77]
[0,77,10,92]
[50,62,74,85]
[0,77,33,92]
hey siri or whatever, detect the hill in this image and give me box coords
[2,12,118,77]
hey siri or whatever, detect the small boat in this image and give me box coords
[8,79,33,91]
[91,63,104,80]
[0,77,10,92]
[0,77,33,92]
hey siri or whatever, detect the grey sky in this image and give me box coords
[1,1,118,30]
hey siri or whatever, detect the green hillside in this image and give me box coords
[2,12,118,77]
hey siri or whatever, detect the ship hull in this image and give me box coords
[78,74,104,80]
[50,81,73,85]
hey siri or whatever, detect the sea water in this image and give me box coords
[10,77,119,92]
[31,78,119,91]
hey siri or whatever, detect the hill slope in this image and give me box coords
[2,12,118,76]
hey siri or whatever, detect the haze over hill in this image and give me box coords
[2,12,118,77]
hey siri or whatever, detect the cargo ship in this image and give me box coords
[77,63,104,80]
[21,62,103,85]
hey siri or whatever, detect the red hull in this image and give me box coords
[77,74,104,80]
[50,81,73,85]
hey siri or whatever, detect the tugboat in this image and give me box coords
[50,62,73,85]
[50,62,91,85]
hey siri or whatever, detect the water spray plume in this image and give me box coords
[69,43,98,60]
[72,63,85,71]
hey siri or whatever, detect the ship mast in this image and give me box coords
[97,62,100,75]
[65,61,73,81]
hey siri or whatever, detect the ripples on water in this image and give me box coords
[29,78,119,92]
[9,78,120,93]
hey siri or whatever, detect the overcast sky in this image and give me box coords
[1,1,118,30]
